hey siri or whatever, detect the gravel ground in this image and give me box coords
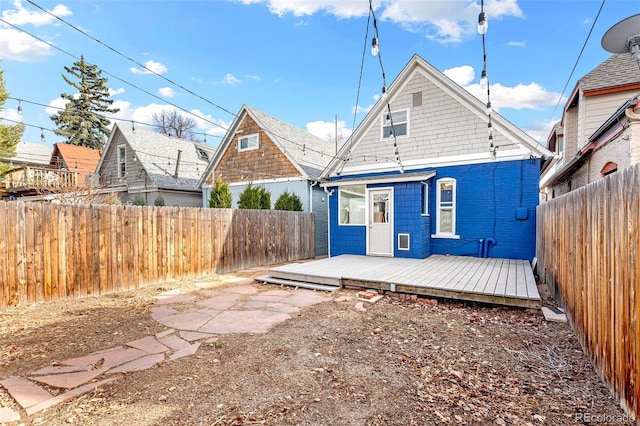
[0,268,632,426]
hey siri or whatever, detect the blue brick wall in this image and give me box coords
[327,158,539,261]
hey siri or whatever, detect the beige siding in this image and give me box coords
[582,92,634,146]
[348,71,517,167]
[564,107,579,159]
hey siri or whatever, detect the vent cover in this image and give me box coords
[398,233,410,251]
[412,92,422,107]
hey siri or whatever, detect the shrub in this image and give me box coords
[274,191,303,211]
[238,184,271,209]
[154,196,165,206]
[208,177,232,208]
[132,195,146,206]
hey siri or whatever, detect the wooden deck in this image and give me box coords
[264,254,541,308]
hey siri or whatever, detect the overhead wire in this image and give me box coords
[25,0,238,118]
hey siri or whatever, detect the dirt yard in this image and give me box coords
[0,267,632,425]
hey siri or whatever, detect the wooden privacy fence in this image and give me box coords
[537,164,639,421]
[0,202,315,308]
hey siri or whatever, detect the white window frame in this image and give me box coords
[117,144,126,178]
[338,185,366,225]
[421,182,429,216]
[238,133,259,152]
[432,177,459,239]
[381,108,409,140]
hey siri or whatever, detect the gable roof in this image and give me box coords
[50,143,101,176]
[579,54,640,93]
[321,54,552,179]
[6,142,53,167]
[199,105,335,186]
[99,123,215,191]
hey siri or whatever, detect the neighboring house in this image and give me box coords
[3,142,100,198]
[319,54,552,262]
[96,123,215,206]
[540,54,640,200]
[1,141,53,168]
[199,105,336,256]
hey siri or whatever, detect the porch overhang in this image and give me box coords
[320,171,435,187]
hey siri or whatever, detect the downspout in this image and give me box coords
[309,180,318,213]
[477,239,484,258]
[324,185,335,257]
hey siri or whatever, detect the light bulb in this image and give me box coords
[478,11,488,35]
[487,122,493,138]
[480,69,488,89]
[17,100,22,114]
[486,101,492,116]
[371,36,380,56]
[381,85,388,101]
[40,129,45,143]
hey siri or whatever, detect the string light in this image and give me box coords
[40,128,45,143]
[371,36,379,56]
[17,99,22,114]
[479,0,497,159]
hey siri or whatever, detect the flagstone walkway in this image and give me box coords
[0,277,329,423]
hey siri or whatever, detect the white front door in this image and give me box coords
[367,188,393,256]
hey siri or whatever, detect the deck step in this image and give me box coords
[255,276,341,292]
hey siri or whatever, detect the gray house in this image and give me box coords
[199,105,336,256]
[96,123,215,206]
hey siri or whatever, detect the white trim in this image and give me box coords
[339,148,536,176]
[117,144,126,178]
[398,233,410,251]
[435,177,458,238]
[238,133,259,152]
[366,186,394,257]
[431,233,461,239]
[421,182,429,216]
[222,176,307,187]
[338,184,366,226]
[321,172,435,188]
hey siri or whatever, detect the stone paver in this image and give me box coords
[159,335,192,352]
[126,336,170,354]
[198,310,291,334]
[108,353,165,374]
[0,377,52,409]
[25,378,119,416]
[0,406,21,423]
[31,367,108,389]
[1,273,331,423]
[168,342,201,361]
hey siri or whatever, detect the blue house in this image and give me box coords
[319,55,553,262]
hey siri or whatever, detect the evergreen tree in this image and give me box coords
[238,184,270,209]
[0,68,24,174]
[274,190,303,211]
[51,55,119,149]
[208,177,232,208]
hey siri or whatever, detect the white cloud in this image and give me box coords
[45,97,69,115]
[2,0,72,26]
[443,65,475,86]
[130,60,168,75]
[1,107,23,123]
[109,87,125,96]
[244,74,262,81]
[237,0,524,44]
[0,28,52,62]
[222,73,241,85]
[507,40,527,47]
[353,94,379,115]
[158,87,177,97]
[306,119,352,143]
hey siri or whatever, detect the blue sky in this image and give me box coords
[0,0,638,150]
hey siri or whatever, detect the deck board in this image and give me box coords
[266,254,541,308]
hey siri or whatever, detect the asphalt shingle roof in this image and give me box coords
[579,54,640,92]
[115,124,215,191]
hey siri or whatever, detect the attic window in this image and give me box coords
[196,147,209,161]
[238,133,259,152]
[412,92,422,107]
[381,109,409,139]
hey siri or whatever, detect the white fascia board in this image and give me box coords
[337,148,536,175]
[225,176,308,187]
[320,172,435,187]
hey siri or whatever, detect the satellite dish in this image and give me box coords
[601,14,640,54]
